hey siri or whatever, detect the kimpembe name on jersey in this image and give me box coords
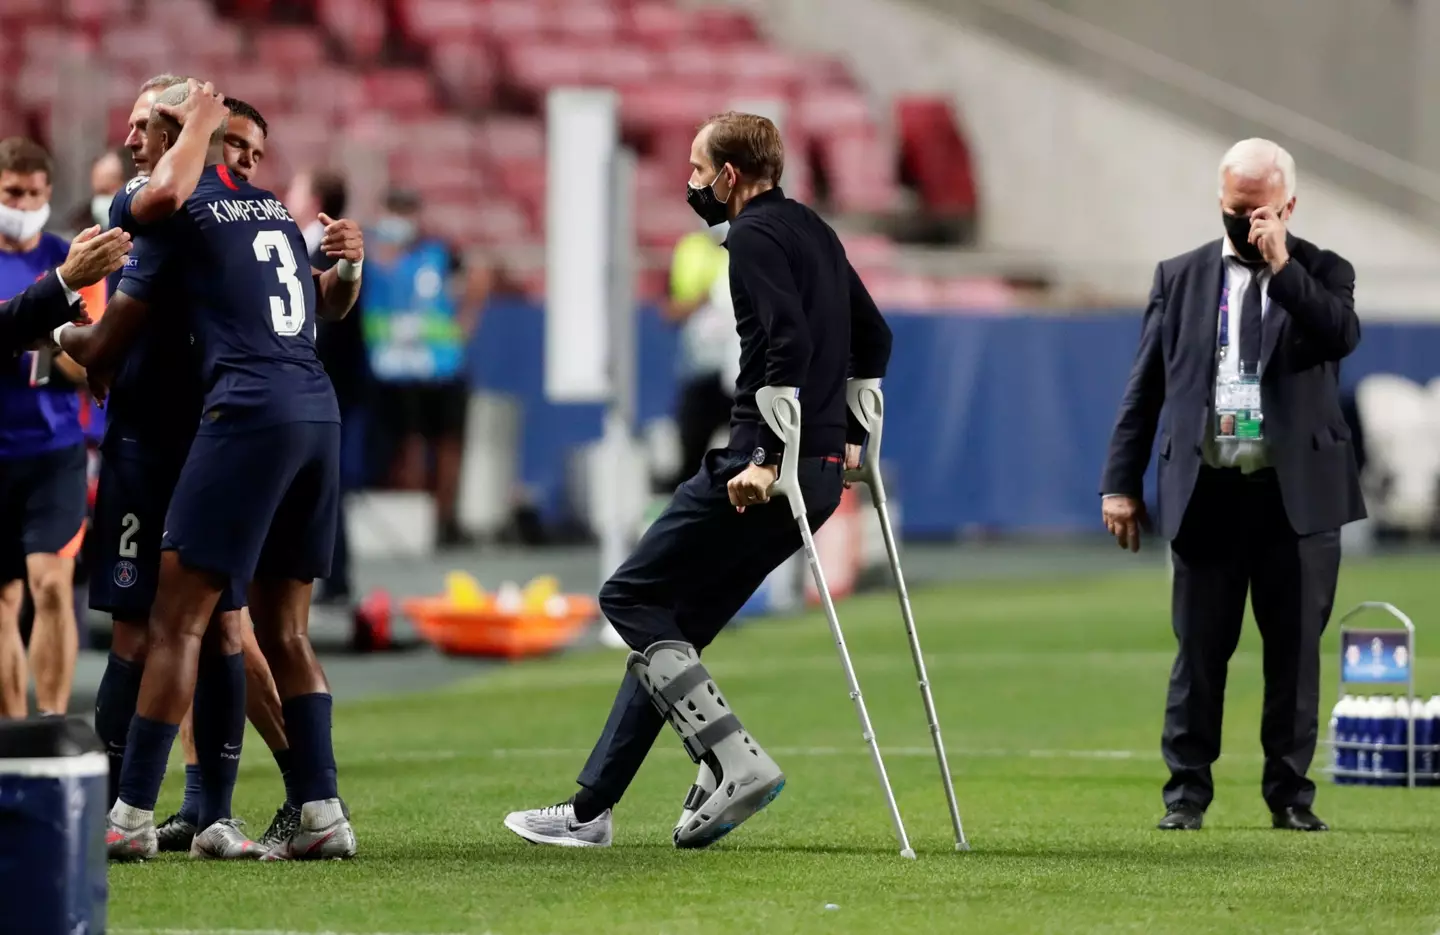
[207,197,294,225]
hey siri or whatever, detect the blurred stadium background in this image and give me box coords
[6,0,1440,930]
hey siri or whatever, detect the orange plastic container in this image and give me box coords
[402,595,598,658]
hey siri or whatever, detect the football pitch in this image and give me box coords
[109,552,1440,935]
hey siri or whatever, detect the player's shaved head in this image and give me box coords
[152,82,229,149]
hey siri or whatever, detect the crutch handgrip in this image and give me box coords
[844,379,886,503]
[755,385,806,520]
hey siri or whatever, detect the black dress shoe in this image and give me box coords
[1271,806,1328,831]
[1157,802,1204,830]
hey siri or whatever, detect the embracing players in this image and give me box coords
[62,78,362,860]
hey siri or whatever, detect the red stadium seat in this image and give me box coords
[502,41,589,95]
[635,198,699,248]
[362,68,439,116]
[895,95,978,218]
[795,88,873,135]
[65,0,131,28]
[551,3,620,41]
[620,85,727,135]
[394,0,489,45]
[626,2,695,46]
[818,131,898,214]
[99,27,174,74]
[220,65,288,118]
[430,41,498,110]
[475,115,544,164]
[319,0,386,61]
[487,0,549,38]
[254,26,328,70]
[661,44,729,83]
[692,7,758,43]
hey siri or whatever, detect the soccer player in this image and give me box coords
[66,80,360,861]
[0,137,89,719]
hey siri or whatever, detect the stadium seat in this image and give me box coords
[475,115,544,164]
[64,0,131,28]
[99,27,174,75]
[430,40,499,110]
[895,96,978,218]
[254,25,328,70]
[362,68,439,116]
[626,2,694,46]
[486,0,549,39]
[394,0,489,46]
[319,0,386,61]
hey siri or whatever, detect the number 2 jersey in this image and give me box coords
[121,164,339,434]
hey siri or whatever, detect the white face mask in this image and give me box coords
[0,202,51,243]
[91,194,114,227]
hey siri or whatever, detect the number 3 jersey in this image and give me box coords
[121,164,339,435]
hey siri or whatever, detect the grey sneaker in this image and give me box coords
[155,812,198,852]
[261,798,357,861]
[503,800,612,848]
[259,804,300,850]
[189,819,264,860]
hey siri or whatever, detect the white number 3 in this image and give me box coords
[252,230,306,336]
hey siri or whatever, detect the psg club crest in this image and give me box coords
[113,560,137,589]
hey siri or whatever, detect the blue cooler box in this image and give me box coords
[0,718,109,935]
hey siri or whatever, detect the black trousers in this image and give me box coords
[577,449,845,806]
[1163,467,1340,811]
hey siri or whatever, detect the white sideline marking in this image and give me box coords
[348,745,1168,765]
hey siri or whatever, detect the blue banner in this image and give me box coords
[1342,629,1412,684]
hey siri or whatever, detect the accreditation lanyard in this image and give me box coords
[1216,285,1230,361]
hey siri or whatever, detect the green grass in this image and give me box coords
[109,553,1440,935]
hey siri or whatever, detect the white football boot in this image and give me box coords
[503,800,613,848]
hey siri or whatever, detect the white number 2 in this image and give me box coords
[252,230,306,336]
[119,512,139,558]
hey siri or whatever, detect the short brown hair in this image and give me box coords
[0,138,53,181]
[701,111,784,185]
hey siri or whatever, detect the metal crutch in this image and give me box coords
[756,386,916,860]
[845,378,970,851]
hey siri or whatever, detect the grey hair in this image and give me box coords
[139,73,188,94]
[152,82,228,146]
[1218,138,1296,201]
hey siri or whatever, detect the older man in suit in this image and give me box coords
[1101,138,1364,833]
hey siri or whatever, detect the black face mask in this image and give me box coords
[1222,210,1267,264]
[686,170,731,227]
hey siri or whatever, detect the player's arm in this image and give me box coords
[51,352,85,383]
[128,81,229,225]
[311,212,364,320]
[57,291,150,372]
[57,231,166,370]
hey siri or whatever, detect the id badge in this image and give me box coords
[1215,367,1263,440]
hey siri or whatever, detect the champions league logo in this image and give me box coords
[113,560,137,589]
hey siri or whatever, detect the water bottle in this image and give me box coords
[1419,696,1440,788]
[1353,696,1372,784]
[1335,695,1357,784]
[1327,697,1344,784]
[1385,697,1408,786]
[1374,697,1397,785]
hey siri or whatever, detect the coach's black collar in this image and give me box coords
[737,186,785,216]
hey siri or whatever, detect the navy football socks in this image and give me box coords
[193,652,246,829]
[281,693,339,804]
[95,652,143,806]
[117,716,179,812]
[178,765,202,825]
[273,747,300,810]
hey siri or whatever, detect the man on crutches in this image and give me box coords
[503,111,893,850]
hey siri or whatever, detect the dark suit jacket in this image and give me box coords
[0,272,77,354]
[1100,234,1366,538]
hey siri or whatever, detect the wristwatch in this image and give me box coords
[750,447,767,467]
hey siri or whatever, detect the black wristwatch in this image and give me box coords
[750,447,768,467]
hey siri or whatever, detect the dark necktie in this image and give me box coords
[1237,263,1265,364]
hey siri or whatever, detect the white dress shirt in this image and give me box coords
[1204,238,1273,473]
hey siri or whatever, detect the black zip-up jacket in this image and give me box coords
[724,187,892,461]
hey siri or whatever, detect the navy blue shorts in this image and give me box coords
[163,421,340,584]
[89,441,245,620]
[0,444,87,582]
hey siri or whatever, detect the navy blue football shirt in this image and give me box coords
[121,165,339,433]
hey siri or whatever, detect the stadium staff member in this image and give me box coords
[0,137,118,720]
[1101,139,1363,833]
[0,226,126,352]
[503,111,892,849]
